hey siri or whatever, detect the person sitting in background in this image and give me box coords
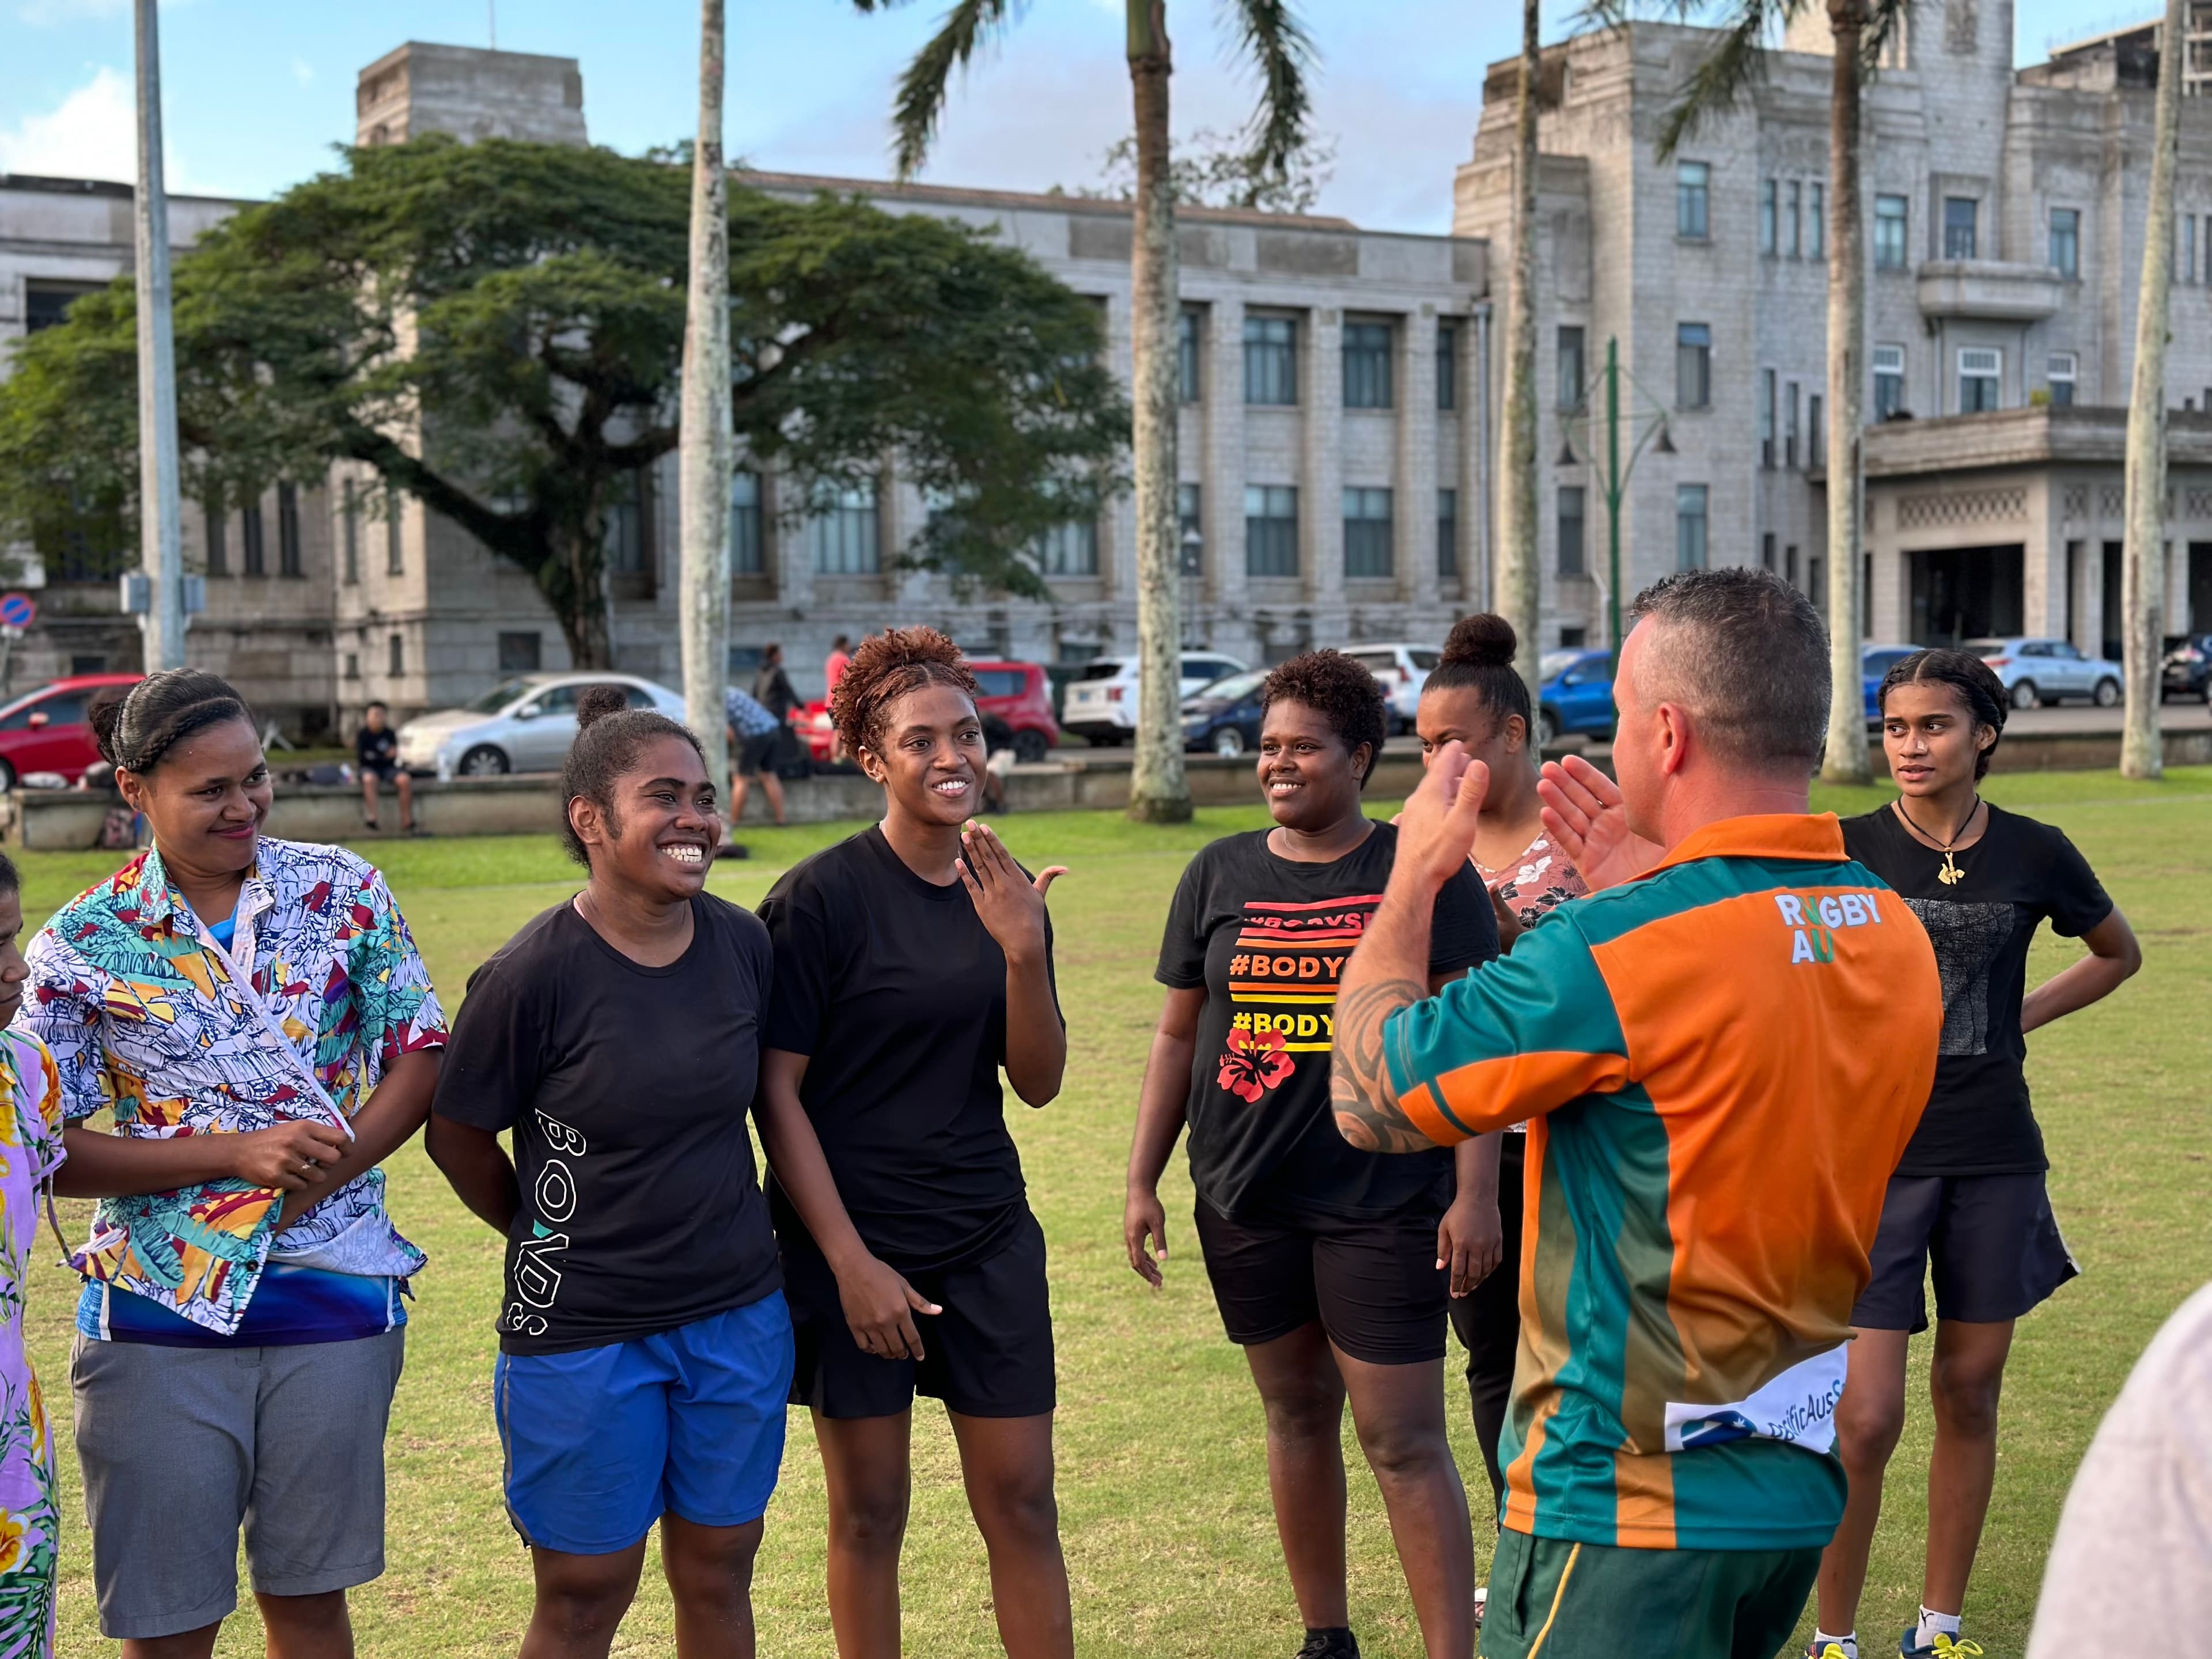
[355,700,416,834]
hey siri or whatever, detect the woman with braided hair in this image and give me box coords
[755,627,1073,1659]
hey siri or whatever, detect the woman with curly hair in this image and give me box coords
[754,627,1073,1659]
[1123,650,1498,1659]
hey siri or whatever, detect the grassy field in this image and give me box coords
[17,768,2212,1658]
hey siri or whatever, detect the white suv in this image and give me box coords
[1336,643,1441,732]
[1061,652,1247,744]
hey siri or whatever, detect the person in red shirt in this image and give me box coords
[824,637,853,761]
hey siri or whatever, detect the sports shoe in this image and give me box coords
[1808,1643,1853,1659]
[1899,1632,1983,1658]
[1293,1631,1359,1659]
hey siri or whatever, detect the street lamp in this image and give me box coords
[1557,336,1674,669]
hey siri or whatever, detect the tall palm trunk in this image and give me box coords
[1498,0,1542,700]
[1126,0,1191,822]
[1820,0,1871,784]
[2120,0,2185,780]
[680,0,735,795]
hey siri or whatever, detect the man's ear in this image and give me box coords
[1655,702,1693,778]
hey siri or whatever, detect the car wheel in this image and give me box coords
[2093,676,2121,708]
[1536,709,1560,747]
[2009,680,2040,711]
[1211,727,1247,759]
[1012,729,1049,765]
[457,745,511,777]
[0,760,14,793]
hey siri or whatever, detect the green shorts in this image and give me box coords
[1480,1528,1820,1659]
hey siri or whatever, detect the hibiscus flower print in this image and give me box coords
[1217,1026,1296,1104]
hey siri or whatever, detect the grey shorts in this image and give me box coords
[1851,1172,2079,1332]
[71,1328,404,1640]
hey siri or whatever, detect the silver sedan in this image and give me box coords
[396,672,687,778]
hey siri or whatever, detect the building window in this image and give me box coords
[1559,626,1588,648]
[1944,196,1978,260]
[2050,207,2080,278]
[2047,352,2078,407]
[277,483,302,577]
[1875,194,1909,269]
[603,470,647,575]
[1244,315,1297,405]
[1762,531,1777,570]
[1676,484,1709,571]
[1179,482,1203,575]
[1808,181,1824,261]
[1557,325,1585,412]
[1808,393,1823,467]
[1436,323,1457,411]
[2183,215,2199,286]
[241,496,266,577]
[1342,321,1394,410]
[1343,487,1394,578]
[1437,487,1458,578]
[205,496,228,577]
[730,469,763,575]
[1759,368,1777,468]
[1958,346,2002,413]
[1785,381,1800,467]
[1179,308,1202,404]
[1676,161,1710,241]
[1786,179,1802,259]
[1873,342,1906,418]
[1759,179,1777,256]
[344,653,360,681]
[1557,485,1586,577]
[1676,323,1711,410]
[810,482,881,574]
[386,487,404,575]
[341,481,359,584]
[387,632,404,677]
[1244,484,1298,577]
[23,281,100,334]
[1035,519,1099,577]
[498,631,542,673]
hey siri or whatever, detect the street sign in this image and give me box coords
[0,593,35,631]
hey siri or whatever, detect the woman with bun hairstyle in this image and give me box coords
[1125,649,1498,1659]
[1809,650,2139,1659]
[1408,614,1588,1539]
[753,627,1072,1659]
[26,671,446,1658]
[429,687,789,1659]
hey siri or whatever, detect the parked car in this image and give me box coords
[1180,666,1269,757]
[801,658,1062,764]
[1860,643,1923,722]
[1534,649,1616,747]
[397,672,685,778]
[1965,637,2123,710]
[0,672,142,790]
[1060,651,1247,744]
[1336,643,1442,733]
[2162,632,2212,700]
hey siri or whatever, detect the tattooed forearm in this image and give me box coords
[1330,975,1440,1153]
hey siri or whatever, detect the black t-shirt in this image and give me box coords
[758,827,1060,1271]
[1156,822,1497,1224]
[433,895,782,1355]
[753,665,801,724]
[356,725,397,770]
[1842,803,2112,1177]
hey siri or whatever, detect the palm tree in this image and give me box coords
[680,0,734,800]
[855,0,1314,824]
[1498,0,1542,700]
[2119,0,2187,781]
[1589,0,1910,785]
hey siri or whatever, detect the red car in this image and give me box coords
[0,672,142,790]
[802,658,1061,764]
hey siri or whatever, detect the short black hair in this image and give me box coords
[365,699,388,713]
[559,684,706,868]
[1423,613,1532,738]
[1262,650,1388,785]
[1877,648,2009,779]
[1629,567,1828,770]
[88,670,256,776]
[0,850,18,897]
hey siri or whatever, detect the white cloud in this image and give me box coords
[0,66,138,182]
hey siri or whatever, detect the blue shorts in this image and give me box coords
[495,1293,793,1555]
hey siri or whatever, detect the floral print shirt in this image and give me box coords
[1476,830,1592,933]
[0,1030,65,1659]
[24,839,446,1337]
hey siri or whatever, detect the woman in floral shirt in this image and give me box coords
[26,672,445,1657]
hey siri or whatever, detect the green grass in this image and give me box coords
[19,768,2212,1657]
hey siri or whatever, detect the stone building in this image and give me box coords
[1456,0,2212,654]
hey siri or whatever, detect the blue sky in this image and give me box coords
[0,0,2157,233]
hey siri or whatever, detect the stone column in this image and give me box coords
[766,465,813,618]
[1205,296,1249,634]
[1304,307,1344,630]
[1399,306,1442,615]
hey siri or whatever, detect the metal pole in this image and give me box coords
[1605,336,1623,664]
[133,0,186,672]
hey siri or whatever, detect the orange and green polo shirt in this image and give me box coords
[1382,814,1941,1551]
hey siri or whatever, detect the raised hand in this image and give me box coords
[1537,753,1662,892]
[1393,741,1491,896]
[957,821,1065,963]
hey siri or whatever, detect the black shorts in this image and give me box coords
[782,1209,1055,1420]
[736,731,779,778]
[1851,1172,2079,1332]
[1191,1200,1447,1366]
[361,760,399,783]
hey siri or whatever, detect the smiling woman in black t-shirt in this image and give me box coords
[1124,650,1498,1659]
[1810,649,2141,1659]
[753,627,1073,1659]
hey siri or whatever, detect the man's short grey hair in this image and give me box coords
[1627,567,1830,770]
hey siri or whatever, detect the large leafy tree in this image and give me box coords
[0,135,1128,670]
[858,0,1314,824]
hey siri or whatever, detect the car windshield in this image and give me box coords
[1539,650,1585,681]
[1190,668,1267,704]
[1073,660,1124,682]
[461,677,537,715]
[1963,640,2010,659]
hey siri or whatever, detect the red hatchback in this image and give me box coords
[802,658,1061,764]
[0,673,143,790]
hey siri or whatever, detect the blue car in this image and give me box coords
[1180,666,1268,757]
[1535,649,1616,747]
[1861,643,1922,722]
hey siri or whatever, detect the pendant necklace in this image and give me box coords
[1896,795,1982,887]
